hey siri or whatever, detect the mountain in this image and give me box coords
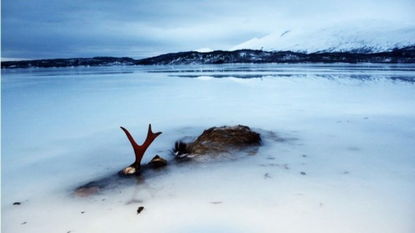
[1,57,136,69]
[2,46,415,68]
[232,22,415,53]
[135,47,415,64]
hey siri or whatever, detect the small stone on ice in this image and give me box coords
[148,155,167,169]
[137,206,144,215]
[123,166,136,175]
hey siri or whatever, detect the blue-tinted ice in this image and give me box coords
[2,64,415,233]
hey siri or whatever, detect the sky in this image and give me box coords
[1,0,415,60]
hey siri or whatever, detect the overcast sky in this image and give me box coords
[2,0,414,59]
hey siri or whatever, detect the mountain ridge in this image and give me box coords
[2,46,415,69]
[232,22,415,53]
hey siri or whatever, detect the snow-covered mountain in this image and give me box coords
[232,21,415,53]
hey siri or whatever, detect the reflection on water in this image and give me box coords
[3,63,415,83]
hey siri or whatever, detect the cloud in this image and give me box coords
[2,0,414,59]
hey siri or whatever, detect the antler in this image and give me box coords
[120,124,162,172]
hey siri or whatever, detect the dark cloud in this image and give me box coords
[2,0,414,59]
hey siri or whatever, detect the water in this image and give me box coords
[2,64,415,233]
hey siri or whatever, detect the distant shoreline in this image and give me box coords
[2,46,415,69]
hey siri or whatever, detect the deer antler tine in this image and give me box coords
[148,124,162,139]
[120,126,139,148]
[120,124,162,173]
[149,124,153,134]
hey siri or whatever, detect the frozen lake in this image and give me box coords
[2,64,415,233]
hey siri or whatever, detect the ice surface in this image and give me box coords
[2,64,415,233]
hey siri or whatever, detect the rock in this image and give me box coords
[137,206,144,214]
[147,155,167,169]
[122,166,137,175]
[174,125,261,158]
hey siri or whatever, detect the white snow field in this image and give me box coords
[232,21,415,53]
[2,64,415,233]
